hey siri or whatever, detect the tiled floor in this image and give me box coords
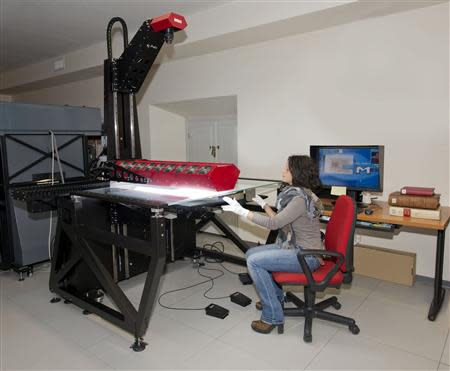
[0,248,449,370]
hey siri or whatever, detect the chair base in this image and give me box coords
[284,291,359,342]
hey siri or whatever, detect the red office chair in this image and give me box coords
[272,195,359,342]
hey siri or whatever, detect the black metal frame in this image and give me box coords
[0,134,88,273]
[5,134,87,183]
[49,196,167,351]
[193,211,249,265]
[429,228,446,321]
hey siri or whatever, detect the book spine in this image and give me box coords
[400,189,434,196]
[389,195,439,209]
[389,206,441,220]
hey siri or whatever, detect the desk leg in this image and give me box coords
[428,229,446,321]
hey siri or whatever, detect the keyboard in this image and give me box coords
[319,215,395,232]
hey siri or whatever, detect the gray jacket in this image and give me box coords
[252,196,323,250]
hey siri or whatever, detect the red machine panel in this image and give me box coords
[115,160,240,191]
[150,13,187,32]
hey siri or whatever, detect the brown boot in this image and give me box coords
[251,320,284,334]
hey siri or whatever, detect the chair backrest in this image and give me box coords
[324,195,356,280]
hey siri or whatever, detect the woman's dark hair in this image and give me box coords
[287,155,321,190]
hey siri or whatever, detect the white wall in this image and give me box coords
[12,3,450,280]
[148,106,186,160]
[13,76,103,111]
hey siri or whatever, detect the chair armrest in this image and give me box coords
[296,250,345,292]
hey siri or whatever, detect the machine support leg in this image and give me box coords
[210,214,249,253]
[428,229,446,321]
[132,208,167,347]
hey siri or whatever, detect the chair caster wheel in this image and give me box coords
[303,334,312,343]
[349,324,360,334]
[332,302,341,310]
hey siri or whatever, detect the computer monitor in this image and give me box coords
[310,145,384,202]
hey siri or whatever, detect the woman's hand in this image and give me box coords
[252,195,267,209]
[221,197,250,218]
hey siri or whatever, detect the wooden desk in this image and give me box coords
[322,199,450,321]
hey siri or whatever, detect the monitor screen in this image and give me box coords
[310,145,384,192]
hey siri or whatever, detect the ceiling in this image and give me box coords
[0,0,228,72]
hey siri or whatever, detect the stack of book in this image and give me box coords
[388,186,441,220]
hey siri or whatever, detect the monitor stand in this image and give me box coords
[347,190,363,204]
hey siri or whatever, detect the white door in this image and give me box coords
[216,118,237,164]
[187,117,237,164]
[186,120,215,162]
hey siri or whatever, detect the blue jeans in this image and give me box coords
[245,244,321,325]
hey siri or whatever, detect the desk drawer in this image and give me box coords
[354,244,416,286]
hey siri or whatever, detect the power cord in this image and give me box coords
[157,264,224,311]
[157,241,247,310]
[201,241,243,275]
[197,265,229,300]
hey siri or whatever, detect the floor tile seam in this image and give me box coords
[216,322,329,365]
[346,288,372,316]
[213,333,309,370]
[438,328,450,366]
[180,336,230,364]
[33,347,114,371]
[7,296,115,353]
[147,314,218,346]
[6,296,116,348]
[4,312,112,369]
[212,309,257,340]
[368,289,435,311]
[153,305,235,340]
[302,327,340,371]
[87,334,187,370]
[357,331,443,363]
[358,290,440,319]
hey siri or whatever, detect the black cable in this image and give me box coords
[158,241,248,310]
[197,265,229,300]
[157,264,226,310]
[106,17,128,61]
[202,241,244,275]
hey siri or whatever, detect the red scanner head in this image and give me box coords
[150,12,187,44]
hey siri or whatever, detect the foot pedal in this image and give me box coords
[205,304,229,319]
[230,292,252,307]
[239,273,253,285]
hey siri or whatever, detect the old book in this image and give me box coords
[389,206,441,220]
[388,192,440,210]
[400,186,435,196]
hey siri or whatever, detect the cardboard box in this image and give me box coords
[354,244,416,286]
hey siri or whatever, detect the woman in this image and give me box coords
[222,155,323,334]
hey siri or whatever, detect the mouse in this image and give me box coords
[364,209,374,215]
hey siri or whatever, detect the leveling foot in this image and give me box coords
[131,337,147,352]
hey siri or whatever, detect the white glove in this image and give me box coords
[252,195,267,209]
[221,196,249,218]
